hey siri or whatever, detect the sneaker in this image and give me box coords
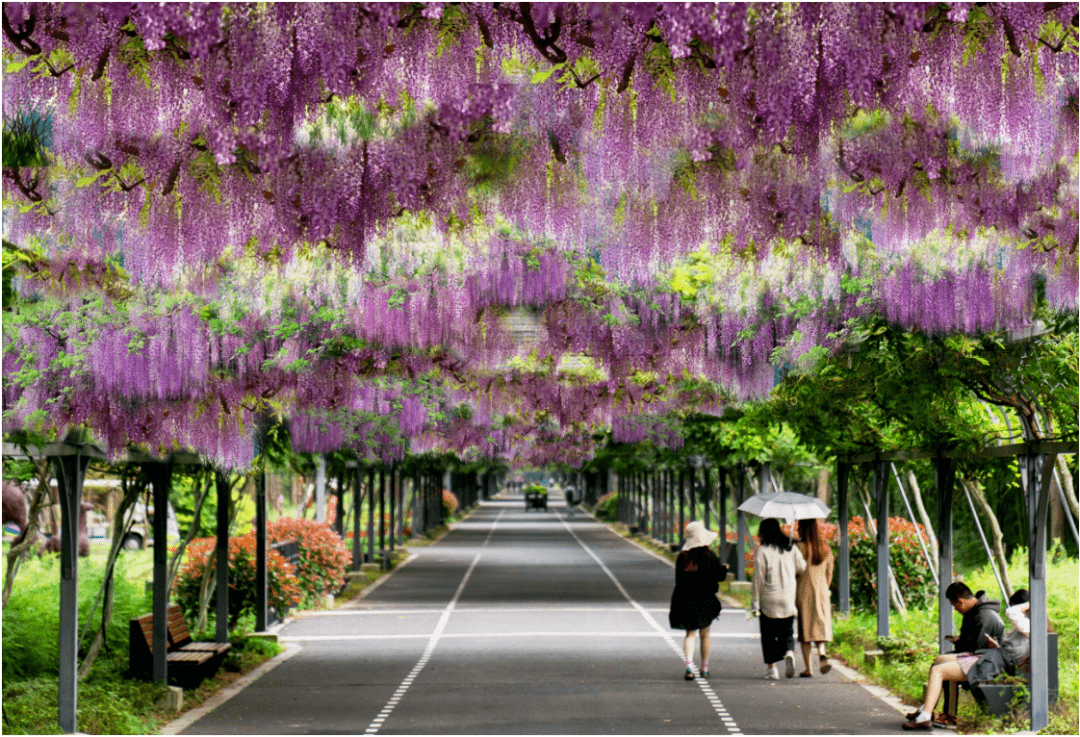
[784,651,796,678]
[764,665,779,679]
[684,667,695,681]
[700,668,709,678]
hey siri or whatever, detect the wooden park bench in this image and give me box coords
[129,604,231,686]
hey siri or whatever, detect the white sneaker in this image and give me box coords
[764,665,779,679]
[784,651,796,678]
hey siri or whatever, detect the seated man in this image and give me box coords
[902,582,1005,730]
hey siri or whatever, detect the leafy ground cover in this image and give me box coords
[0,501,468,735]
[831,547,1078,735]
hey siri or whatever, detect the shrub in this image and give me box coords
[267,517,350,600]
[825,516,936,612]
[523,483,546,495]
[442,489,459,517]
[594,490,619,521]
[172,535,301,626]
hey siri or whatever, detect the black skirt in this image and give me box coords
[669,587,722,630]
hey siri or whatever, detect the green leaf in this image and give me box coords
[530,62,565,85]
[76,172,106,188]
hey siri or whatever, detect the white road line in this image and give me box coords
[556,511,743,735]
[364,508,504,735]
[281,631,760,642]
[300,605,691,616]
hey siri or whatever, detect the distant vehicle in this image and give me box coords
[119,500,181,550]
[23,477,180,550]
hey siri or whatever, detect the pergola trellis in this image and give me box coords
[611,439,1076,732]
[1,438,494,734]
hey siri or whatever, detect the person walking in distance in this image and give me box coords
[751,518,806,679]
[795,518,834,677]
[669,521,729,680]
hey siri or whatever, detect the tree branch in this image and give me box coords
[2,9,41,56]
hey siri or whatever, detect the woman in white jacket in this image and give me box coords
[751,518,806,679]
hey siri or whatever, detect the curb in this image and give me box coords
[336,502,481,610]
[158,642,303,735]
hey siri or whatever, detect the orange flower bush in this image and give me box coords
[442,489,459,517]
[267,517,351,601]
[821,515,935,612]
[172,534,302,627]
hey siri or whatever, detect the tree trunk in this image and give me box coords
[2,459,52,608]
[959,474,1013,599]
[166,468,214,593]
[77,469,145,678]
[195,549,217,632]
[817,467,830,507]
[905,470,939,559]
[1055,454,1078,522]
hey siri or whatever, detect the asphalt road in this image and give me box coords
[174,499,908,735]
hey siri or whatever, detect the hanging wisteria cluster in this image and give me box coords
[3,2,1077,468]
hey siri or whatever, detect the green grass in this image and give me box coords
[832,547,1078,735]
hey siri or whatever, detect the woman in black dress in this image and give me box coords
[669,521,728,680]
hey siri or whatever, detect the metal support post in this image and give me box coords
[334,465,345,537]
[148,462,173,681]
[255,465,268,631]
[935,454,955,653]
[393,462,401,548]
[736,463,748,582]
[377,468,385,560]
[315,455,327,523]
[1026,451,1055,732]
[718,467,728,567]
[678,468,685,544]
[215,470,230,643]
[874,460,889,638]
[837,460,850,614]
[53,451,90,734]
[367,466,375,557]
[352,466,363,570]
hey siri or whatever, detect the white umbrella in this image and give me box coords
[737,491,829,520]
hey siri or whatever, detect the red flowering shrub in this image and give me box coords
[267,518,350,601]
[442,489,459,517]
[173,535,302,626]
[816,515,934,611]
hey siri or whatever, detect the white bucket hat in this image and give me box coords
[682,520,719,551]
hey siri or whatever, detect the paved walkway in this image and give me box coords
[168,499,909,734]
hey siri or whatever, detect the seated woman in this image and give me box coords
[903,590,1030,731]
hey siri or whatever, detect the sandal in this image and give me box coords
[819,654,832,674]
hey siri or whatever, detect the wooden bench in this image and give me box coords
[129,604,231,686]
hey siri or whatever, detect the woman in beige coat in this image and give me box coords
[795,518,834,677]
